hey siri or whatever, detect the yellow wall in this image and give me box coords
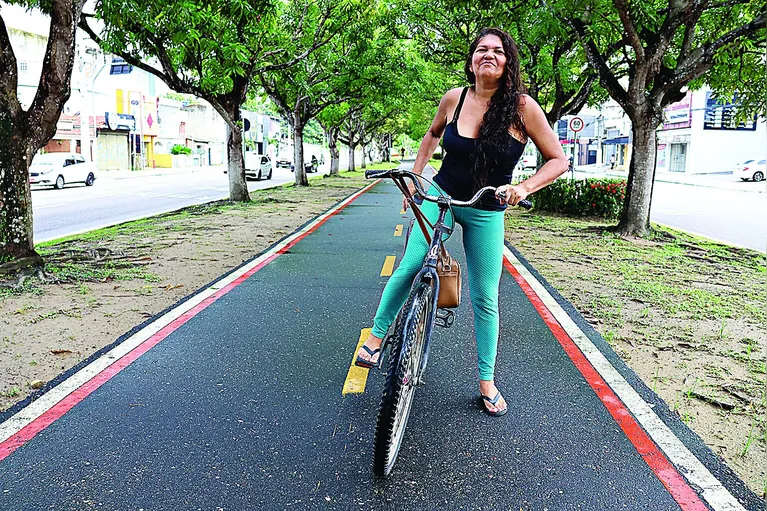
[148,153,173,168]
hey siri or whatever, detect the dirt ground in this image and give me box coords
[1,173,765,498]
[504,210,766,498]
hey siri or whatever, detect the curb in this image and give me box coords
[574,168,764,194]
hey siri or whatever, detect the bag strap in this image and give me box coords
[394,174,450,259]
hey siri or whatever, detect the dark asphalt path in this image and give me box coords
[0,180,760,510]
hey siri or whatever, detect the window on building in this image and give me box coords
[19,62,28,73]
[109,57,133,75]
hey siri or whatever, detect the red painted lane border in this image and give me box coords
[0,181,379,462]
[503,258,709,511]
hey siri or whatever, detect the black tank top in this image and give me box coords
[434,87,526,211]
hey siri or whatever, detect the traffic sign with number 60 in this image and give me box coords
[569,117,584,132]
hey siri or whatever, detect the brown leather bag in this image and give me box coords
[407,201,462,309]
[436,248,461,308]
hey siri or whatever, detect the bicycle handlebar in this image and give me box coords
[365,169,533,210]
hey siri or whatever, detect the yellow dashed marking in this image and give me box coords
[343,328,373,395]
[400,209,406,215]
[380,255,396,277]
[394,224,403,236]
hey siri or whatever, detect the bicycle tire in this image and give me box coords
[373,281,434,476]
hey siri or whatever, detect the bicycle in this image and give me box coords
[363,168,532,476]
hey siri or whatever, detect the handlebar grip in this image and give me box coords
[365,169,391,179]
[518,199,533,210]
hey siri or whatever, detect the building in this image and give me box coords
[5,4,228,171]
[656,88,766,174]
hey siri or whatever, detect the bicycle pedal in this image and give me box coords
[434,308,455,328]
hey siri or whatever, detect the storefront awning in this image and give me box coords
[603,136,629,145]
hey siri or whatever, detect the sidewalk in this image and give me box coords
[574,164,766,193]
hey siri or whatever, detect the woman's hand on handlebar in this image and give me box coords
[495,184,529,206]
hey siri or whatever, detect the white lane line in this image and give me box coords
[504,247,746,511]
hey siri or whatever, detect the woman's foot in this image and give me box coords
[355,334,383,368]
[479,380,508,416]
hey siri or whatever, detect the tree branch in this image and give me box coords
[27,0,87,150]
[253,31,335,74]
[0,12,21,118]
[556,74,598,122]
[612,0,645,61]
[80,15,170,89]
[670,13,766,91]
[569,18,630,110]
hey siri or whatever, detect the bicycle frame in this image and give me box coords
[391,175,453,380]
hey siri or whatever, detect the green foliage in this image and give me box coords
[531,178,626,219]
[396,0,602,121]
[92,0,279,96]
[303,119,324,145]
[170,144,192,155]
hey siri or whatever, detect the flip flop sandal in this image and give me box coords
[355,345,382,369]
[481,391,508,417]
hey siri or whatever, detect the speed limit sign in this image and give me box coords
[569,117,584,132]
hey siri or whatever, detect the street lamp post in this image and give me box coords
[85,55,110,165]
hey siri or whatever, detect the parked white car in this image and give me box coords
[223,153,273,180]
[516,154,537,171]
[244,153,272,180]
[734,159,765,182]
[29,153,97,189]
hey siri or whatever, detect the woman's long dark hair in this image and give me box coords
[464,27,527,191]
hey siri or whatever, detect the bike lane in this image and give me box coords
[0,179,761,510]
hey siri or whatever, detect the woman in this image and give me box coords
[356,28,568,416]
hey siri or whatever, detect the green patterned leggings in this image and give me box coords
[371,189,505,380]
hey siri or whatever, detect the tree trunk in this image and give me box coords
[0,135,40,265]
[361,143,367,169]
[328,127,340,176]
[225,109,249,202]
[615,112,662,237]
[293,120,308,186]
[348,144,356,172]
[0,0,85,266]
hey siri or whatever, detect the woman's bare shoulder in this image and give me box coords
[440,87,465,105]
[518,93,538,111]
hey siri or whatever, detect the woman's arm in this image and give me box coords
[496,95,569,206]
[410,90,457,175]
[402,89,457,209]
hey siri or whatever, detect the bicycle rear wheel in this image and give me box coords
[374,281,434,476]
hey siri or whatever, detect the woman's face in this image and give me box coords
[470,34,507,83]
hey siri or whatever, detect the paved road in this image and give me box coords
[650,180,766,252]
[31,164,324,242]
[1,179,760,510]
[571,169,766,252]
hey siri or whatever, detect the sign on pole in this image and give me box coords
[569,116,584,132]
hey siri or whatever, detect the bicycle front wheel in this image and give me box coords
[374,281,434,476]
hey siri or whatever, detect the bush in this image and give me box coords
[530,177,626,219]
[171,144,192,155]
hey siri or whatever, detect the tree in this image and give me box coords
[258,0,370,186]
[562,0,766,236]
[312,24,429,174]
[1,0,87,267]
[400,0,604,127]
[80,0,334,202]
[316,104,347,176]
